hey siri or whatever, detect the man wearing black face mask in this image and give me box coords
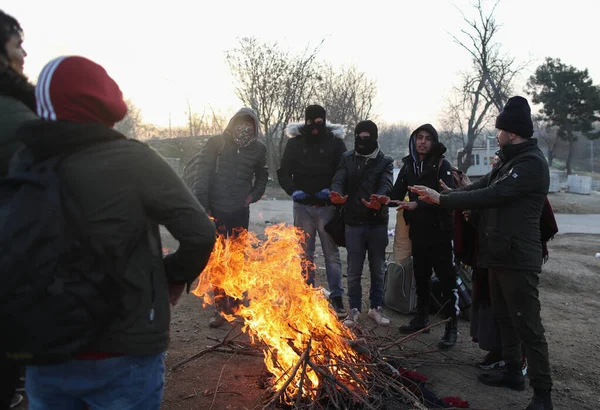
[330,120,394,327]
[373,124,458,348]
[185,107,268,327]
[278,105,348,318]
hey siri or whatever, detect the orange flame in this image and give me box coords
[192,224,364,402]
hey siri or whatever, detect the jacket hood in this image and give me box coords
[0,63,36,112]
[17,120,126,162]
[224,107,261,137]
[406,124,447,174]
[285,122,345,139]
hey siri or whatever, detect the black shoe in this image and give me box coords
[478,368,526,391]
[330,296,347,319]
[478,350,506,370]
[209,311,226,328]
[399,315,430,334]
[524,390,553,410]
[438,317,458,349]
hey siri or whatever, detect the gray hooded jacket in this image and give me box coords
[184,108,268,213]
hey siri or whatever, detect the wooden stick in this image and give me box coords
[170,342,225,371]
[261,346,311,410]
[295,338,312,407]
[304,358,376,410]
[380,318,450,351]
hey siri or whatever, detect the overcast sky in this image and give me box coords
[4,0,599,128]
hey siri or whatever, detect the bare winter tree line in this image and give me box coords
[116,0,600,175]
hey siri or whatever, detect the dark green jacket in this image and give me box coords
[440,139,549,272]
[0,95,37,177]
[17,120,216,356]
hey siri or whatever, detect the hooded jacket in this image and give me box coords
[389,124,454,245]
[278,122,347,206]
[186,107,268,213]
[15,56,216,356]
[0,63,37,176]
[439,139,550,272]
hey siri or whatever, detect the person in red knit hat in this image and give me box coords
[14,56,216,410]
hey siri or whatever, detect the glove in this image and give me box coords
[315,188,331,200]
[292,190,309,202]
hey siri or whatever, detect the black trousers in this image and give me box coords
[212,207,250,313]
[489,268,552,390]
[412,239,458,318]
[0,357,19,410]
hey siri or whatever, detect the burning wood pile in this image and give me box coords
[191,224,430,409]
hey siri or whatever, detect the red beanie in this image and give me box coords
[35,56,128,127]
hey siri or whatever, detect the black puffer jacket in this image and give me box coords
[440,139,549,272]
[278,123,347,206]
[390,124,455,245]
[331,149,394,226]
[185,108,268,213]
[0,64,37,176]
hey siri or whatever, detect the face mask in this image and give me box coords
[233,122,256,147]
[305,120,326,138]
[355,137,378,155]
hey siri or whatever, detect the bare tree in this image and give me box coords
[226,37,323,175]
[438,108,469,166]
[185,99,203,137]
[378,122,411,162]
[315,64,377,135]
[447,0,526,172]
[114,99,143,139]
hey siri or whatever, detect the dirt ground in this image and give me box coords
[157,229,600,410]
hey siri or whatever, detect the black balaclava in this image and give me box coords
[304,104,327,141]
[354,120,378,155]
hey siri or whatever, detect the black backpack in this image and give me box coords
[0,148,121,365]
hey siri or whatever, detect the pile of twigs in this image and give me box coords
[172,320,451,410]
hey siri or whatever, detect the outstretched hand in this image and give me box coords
[439,179,452,191]
[329,191,348,204]
[408,185,441,205]
[369,194,391,205]
[362,198,382,210]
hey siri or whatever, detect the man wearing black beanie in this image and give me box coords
[330,120,394,327]
[411,96,553,410]
[278,105,348,318]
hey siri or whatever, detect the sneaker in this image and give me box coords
[343,308,360,327]
[208,311,226,328]
[367,306,390,327]
[330,296,347,319]
[478,350,506,370]
[10,394,23,409]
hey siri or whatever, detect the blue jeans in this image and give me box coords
[26,352,165,410]
[293,203,344,298]
[345,224,388,311]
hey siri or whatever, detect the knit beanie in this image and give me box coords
[35,56,128,127]
[495,96,534,138]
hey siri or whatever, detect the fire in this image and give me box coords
[192,224,365,402]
